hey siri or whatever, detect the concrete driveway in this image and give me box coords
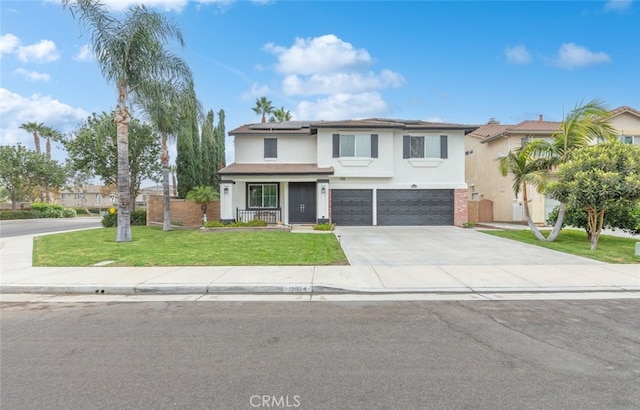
[333,226,602,266]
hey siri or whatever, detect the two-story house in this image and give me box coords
[219,119,477,226]
[465,106,640,225]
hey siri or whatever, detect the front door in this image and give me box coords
[288,182,316,223]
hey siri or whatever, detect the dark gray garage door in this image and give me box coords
[331,189,373,226]
[377,189,454,226]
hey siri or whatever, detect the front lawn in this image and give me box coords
[481,229,640,264]
[33,227,348,266]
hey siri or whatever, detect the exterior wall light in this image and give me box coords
[411,184,417,189]
[321,186,326,193]
[224,187,229,194]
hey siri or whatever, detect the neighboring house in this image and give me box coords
[219,119,477,226]
[56,184,115,209]
[465,106,640,224]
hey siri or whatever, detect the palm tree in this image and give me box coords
[252,96,273,123]
[186,185,219,225]
[40,126,63,159]
[528,98,616,241]
[168,164,178,197]
[136,82,200,231]
[63,0,193,242]
[269,106,292,122]
[19,121,44,155]
[498,145,548,241]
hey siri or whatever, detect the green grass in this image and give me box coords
[481,229,640,264]
[33,226,348,267]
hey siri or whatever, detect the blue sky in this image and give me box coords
[1,0,639,165]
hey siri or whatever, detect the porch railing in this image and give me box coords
[236,208,281,224]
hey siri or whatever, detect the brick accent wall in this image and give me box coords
[454,189,468,226]
[147,195,220,227]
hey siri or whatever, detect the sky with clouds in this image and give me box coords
[1,0,638,165]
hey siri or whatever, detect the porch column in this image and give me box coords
[317,179,330,224]
[220,180,235,222]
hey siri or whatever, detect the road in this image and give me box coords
[0,217,102,238]
[1,300,639,409]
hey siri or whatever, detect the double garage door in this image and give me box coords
[331,189,454,226]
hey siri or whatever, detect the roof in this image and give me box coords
[218,163,334,176]
[229,118,479,136]
[469,119,561,143]
[609,106,640,119]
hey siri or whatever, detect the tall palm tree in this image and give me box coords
[19,121,44,155]
[40,126,63,159]
[269,106,292,122]
[498,145,548,241]
[63,0,193,242]
[528,98,616,241]
[136,82,200,231]
[168,164,178,197]
[252,96,273,123]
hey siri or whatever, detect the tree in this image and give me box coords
[528,98,617,241]
[185,185,219,225]
[546,142,640,250]
[269,106,292,122]
[214,109,226,176]
[200,110,216,188]
[63,112,161,210]
[176,110,202,198]
[0,144,66,210]
[19,122,44,155]
[168,164,178,197]
[252,96,273,123]
[498,144,548,241]
[62,0,193,242]
[136,81,199,231]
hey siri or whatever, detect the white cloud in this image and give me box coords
[264,34,372,75]
[241,83,270,101]
[82,0,235,12]
[282,70,405,96]
[604,0,633,12]
[0,34,20,57]
[295,93,388,121]
[554,43,610,69]
[74,44,93,62]
[0,88,88,147]
[14,68,51,82]
[505,45,531,65]
[4,37,60,63]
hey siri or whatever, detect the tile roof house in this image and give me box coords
[219,119,478,226]
[465,106,640,224]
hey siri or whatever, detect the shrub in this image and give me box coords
[462,221,477,229]
[202,219,268,228]
[101,209,147,227]
[0,210,44,220]
[313,223,334,231]
[245,219,268,227]
[547,202,640,237]
[62,208,77,218]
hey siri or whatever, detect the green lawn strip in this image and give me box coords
[480,229,640,264]
[33,226,348,266]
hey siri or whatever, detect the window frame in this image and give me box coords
[247,183,279,209]
[333,133,378,158]
[403,135,448,159]
[264,138,277,159]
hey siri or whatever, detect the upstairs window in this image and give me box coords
[333,133,378,158]
[264,138,277,158]
[248,183,278,209]
[403,135,448,159]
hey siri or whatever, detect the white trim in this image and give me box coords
[408,158,442,168]
[338,158,373,167]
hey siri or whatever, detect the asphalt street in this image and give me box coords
[0,216,102,238]
[2,300,639,409]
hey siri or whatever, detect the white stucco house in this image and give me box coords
[218,119,478,226]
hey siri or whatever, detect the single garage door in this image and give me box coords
[331,189,373,226]
[377,189,454,226]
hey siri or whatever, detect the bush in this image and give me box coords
[62,208,77,218]
[547,202,640,237]
[203,219,268,228]
[0,210,44,220]
[101,209,147,227]
[313,223,335,231]
[462,221,477,229]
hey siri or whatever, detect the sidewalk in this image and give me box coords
[1,233,639,300]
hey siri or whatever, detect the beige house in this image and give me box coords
[465,106,640,224]
[55,184,115,209]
